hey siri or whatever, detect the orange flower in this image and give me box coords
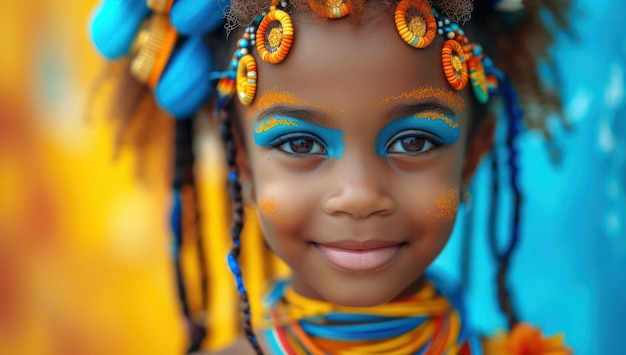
[484,323,572,355]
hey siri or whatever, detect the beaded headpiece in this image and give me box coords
[216,0,502,110]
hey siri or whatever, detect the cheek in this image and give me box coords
[394,154,463,232]
[257,196,286,226]
[402,184,459,232]
[426,187,460,222]
[254,184,319,266]
[252,164,321,241]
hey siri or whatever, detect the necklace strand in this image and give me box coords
[260,279,480,354]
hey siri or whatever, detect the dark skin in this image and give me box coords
[214,5,494,354]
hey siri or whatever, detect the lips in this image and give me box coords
[314,240,404,271]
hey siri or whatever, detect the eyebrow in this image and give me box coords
[248,87,336,120]
[378,87,465,111]
[256,104,330,125]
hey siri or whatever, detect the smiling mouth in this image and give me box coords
[313,241,407,271]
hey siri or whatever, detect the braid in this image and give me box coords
[218,109,265,355]
[487,76,522,330]
[172,118,209,352]
[500,76,522,329]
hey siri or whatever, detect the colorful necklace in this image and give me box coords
[259,275,482,355]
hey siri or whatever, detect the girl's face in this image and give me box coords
[236,9,488,306]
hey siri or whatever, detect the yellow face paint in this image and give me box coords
[379,87,465,111]
[255,118,299,134]
[420,111,459,129]
[258,197,285,225]
[427,188,460,222]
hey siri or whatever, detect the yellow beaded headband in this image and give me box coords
[215,0,498,109]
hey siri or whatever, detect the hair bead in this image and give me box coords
[395,0,437,49]
[308,0,352,19]
[441,39,468,90]
[468,56,489,103]
[146,0,174,13]
[130,14,179,88]
[236,54,258,105]
[256,8,294,64]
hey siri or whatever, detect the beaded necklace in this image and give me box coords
[260,276,482,355]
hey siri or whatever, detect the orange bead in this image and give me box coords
[394,0,437,49]
[256,9,294,64]
[441,40,468,90]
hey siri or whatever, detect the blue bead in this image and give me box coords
[229,172,238,181]
[239,39,250,48]
[89,0,150,59]
[155,37,215,119]
[236,277,245,293]
[171,0,229,35]
[227,254,241,275]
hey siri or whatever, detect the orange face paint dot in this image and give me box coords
[427,188,459,222]
[258,197,285,225]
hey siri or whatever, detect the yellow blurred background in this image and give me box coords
[0,1,188,354]
[0,1,292,354]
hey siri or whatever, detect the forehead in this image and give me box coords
[252,8,457,111]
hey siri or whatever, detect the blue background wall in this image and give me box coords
[433,1,626,353]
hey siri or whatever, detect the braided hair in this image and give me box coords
[217,108,264,354]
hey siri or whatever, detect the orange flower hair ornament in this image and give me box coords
[484,323,573,355]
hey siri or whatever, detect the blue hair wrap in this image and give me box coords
[89,0,227,118]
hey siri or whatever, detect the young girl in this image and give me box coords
[90,0,572,353]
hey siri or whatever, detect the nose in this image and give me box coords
[322,159,396,218]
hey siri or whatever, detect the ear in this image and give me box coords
[461,113,495,186]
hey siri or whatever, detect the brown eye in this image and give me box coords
[386,130,440,155]
[290,138,314,153]
[400,136,425,152]
[275,135,327,156]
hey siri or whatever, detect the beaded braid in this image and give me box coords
[486,74,522,330]
[171,118,210,351]
[171,119,192,316]
[217,109,265,355]
[499,75,523,329]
